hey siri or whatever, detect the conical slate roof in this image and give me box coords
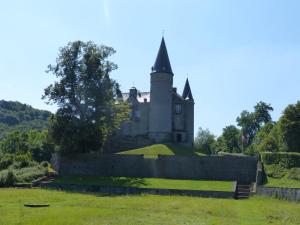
[151,37,173,75]
[182,78,193,100]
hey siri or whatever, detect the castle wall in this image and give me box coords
[185,100,194,146]
[55,154,258,183]
[120,102,149,136]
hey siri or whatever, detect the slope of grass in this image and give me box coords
[265,177,300,188]
[0,189,299,225]
[264,165,300,188]
[117,144,204,158]
[53,176,233,191]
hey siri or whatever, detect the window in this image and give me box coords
[176,133,182,143]
[175,104,182,114]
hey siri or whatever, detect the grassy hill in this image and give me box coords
[0,100,52,139]
[117,144,205,158]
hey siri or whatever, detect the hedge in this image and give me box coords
[261,152,300,169]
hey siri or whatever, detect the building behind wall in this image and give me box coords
[118,37,194,147]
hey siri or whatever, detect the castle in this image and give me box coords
[118,38,194,146]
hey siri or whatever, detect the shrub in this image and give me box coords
[287,168,300,181]
[0,169,17,187]
[0,154,14,170]
[15,154,33,168]
[261,152,300,169]
[40,161,49,168]
[14,166,47,183]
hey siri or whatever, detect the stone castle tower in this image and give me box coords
[118,37,194,146]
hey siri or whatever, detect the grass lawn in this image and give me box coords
[52,176,233,192]
[117,144,205,158]
[265,177,300,188]
[0,188,299,225]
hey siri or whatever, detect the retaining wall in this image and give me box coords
[256,186,300,201]
[53,153,258,183]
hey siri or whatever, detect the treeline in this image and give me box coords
[0,100,52,139]
[195,100,300,155]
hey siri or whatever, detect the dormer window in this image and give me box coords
[175,104,182,114]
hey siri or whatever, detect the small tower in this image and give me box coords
[149,38,173,142]
[182,78,194,146]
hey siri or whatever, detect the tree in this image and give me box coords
[194,128,216,155]
[254,101,274,125]
[43,41,129,154]
[221,125,241,153]
[280,101,300,152]
[236,101,273,147]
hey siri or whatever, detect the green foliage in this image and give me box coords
[15,153,32,168]
[13,165,47,183]
[236,101,273,147]
[0,154,14,170]
[261,152,300,169]
[194,127,216,155]
[0,130,54,162]
[0,169,17,187]
[218,125,241,153]
[43,41,130,155]
[0,100,51,139]
[287,168,300,181]
[280,101,300,152]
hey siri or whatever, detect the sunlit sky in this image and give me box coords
[0,0,299,136]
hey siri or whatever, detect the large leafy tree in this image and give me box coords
[43,41,129,154]
[194,128,216,155]
[221,125,241,153]
[236,101,273,147]
[280,101,300,152]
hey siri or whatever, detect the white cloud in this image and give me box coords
[103,0,111,24]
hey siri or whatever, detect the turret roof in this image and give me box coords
[151,37,173,75]
[182,78,193,100]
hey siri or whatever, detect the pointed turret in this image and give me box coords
[182,78,193,100]
[151,37,173,75]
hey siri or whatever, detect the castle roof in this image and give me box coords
[151,37,173,75]
[122,92,150,103]
[182,78,193,100]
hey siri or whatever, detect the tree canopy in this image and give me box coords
[43,41,129,154]
[280,101,300,152]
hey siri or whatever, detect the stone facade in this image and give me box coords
[118,38,194,146]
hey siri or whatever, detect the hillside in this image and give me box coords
[117,144,205,158]
[0,100,52,139]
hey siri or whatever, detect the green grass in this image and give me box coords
[117,144,204,158]
[53,176,233,191]
[0,189,299,225]
[264,165,300,188]
[265,177,300,188]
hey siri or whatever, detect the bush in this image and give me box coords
[40,161,49,168]
[288,168,300,181]
[261,152,300,169]
[0,154,14,170]
[264,164,288,178]
[0,169,17,187]
[15,154,33,168]
[14,166,47,183]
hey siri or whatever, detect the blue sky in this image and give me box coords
[0,0,299,136]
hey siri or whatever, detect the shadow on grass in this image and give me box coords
[165,144,204,157]
[53,176,149,188]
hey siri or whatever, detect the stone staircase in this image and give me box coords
[234,182,251,199]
